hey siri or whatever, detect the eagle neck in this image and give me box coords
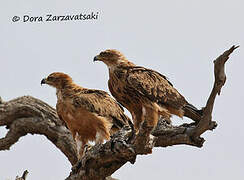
[58,82,83,98]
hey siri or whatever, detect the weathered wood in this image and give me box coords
[0,46,238,179]
[0,96,78,165]
[187,45,239,140]
[15,170,29,180]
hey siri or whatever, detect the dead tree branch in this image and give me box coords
[187,45,239,140]
[0,96,78,165]
[0,46,238,180]
[15,170,29,180]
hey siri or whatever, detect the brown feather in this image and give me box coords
[43,72,131,158]
[95,49,202,131]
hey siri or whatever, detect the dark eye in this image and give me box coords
[100,52,106,56]
[47,76,55,81]
[100,52,112,57]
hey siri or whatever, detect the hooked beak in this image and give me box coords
[41,78,46,85]
[93,55,100,62]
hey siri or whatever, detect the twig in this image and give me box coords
[15,170,28,180]
[0,46,238,179]
[188,45,239,140]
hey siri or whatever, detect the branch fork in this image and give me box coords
[0,46,238,180]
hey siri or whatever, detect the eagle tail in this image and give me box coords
[183,103,203,123]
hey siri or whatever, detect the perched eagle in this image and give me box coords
[41,72,131,158]
[94,49,202,131]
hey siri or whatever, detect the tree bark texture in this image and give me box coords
[0,46,238,180]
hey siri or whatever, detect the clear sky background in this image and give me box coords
[0,1,243,179]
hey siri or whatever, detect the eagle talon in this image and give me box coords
[126,131,136,144]
[125,125,136,144]
[41,72,132,166]
[110,134,134,154]
[111,139,123,153]
[83,144,93,154]
[94,49,203,137]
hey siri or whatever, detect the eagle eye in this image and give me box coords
[100,52,114,58]
[47,76,55,81]
[100,52,106,56]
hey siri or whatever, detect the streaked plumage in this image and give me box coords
[94,49,202,131]
[41,72,131,158]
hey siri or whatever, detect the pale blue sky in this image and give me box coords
[0,1,243,179]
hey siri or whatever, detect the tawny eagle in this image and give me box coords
[94,50,202,131]
[41,72,131,158]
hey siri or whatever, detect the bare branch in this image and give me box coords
[15,170,29,180]
[67,45,239,179]
[188,45,239,139]
[0,46,238,179]
[66,119,203,180]
[0,96,202,180]
[0,96,78,165]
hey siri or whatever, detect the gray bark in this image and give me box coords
[0,45,238,180]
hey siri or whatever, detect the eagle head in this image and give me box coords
[41,72,73,89]
[94,49,134,68]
